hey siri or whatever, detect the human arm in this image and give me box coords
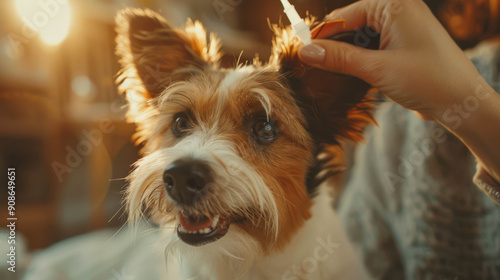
[298,0,500,189]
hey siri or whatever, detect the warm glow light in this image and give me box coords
[14,0,72,45]
[72,76,94,98]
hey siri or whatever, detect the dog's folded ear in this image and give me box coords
[270,21,377,145]
[115,8,221,98]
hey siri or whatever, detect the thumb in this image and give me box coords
[298,39,374,81]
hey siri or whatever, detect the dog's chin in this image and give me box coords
[176,213,243,246]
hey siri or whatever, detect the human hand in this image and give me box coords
[298,0,485,120]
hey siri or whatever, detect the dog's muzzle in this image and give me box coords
[162,158,234,246]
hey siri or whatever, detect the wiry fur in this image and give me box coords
[269,18,375,144]
[124,64,314,251]
[116,7,374,279]
[116,8,221,150]
[268,18,377,193]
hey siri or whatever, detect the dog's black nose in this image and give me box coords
[163,159,211,205]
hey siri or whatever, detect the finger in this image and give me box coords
[324,1,369,33]
[298,39,376,81]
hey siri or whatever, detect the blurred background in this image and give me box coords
[0,0,498,278]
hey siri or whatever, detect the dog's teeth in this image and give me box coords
[178,217,216,235]
[212,215,220,228]
[179,227,213,234]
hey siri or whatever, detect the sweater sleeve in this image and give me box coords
[473,163,500,205]
[466,39,500,206]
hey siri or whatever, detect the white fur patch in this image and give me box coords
[217,66,273,119]
[218,66,255,94]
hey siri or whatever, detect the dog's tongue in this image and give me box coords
[180,214,212,231]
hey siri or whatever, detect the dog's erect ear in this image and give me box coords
[115,8,221,98]
[270,20,377,145]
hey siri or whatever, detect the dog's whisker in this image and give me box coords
[105,221,129,244]
[108,177,127,182]
[108,203,126,223]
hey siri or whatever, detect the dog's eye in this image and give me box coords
[252,119,277,144]
[172,114,190,135]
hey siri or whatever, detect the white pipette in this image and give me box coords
[280,0,312,45]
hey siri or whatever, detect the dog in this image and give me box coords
[115,8,375,280]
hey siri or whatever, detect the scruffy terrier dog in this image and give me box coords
[116,8,375,280]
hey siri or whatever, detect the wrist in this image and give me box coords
[434,80,499,133]
[434,84,500,183]
[429,75,492,125]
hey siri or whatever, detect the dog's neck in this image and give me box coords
[167,183,366,280]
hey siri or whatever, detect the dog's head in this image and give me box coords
[116,8,374,262]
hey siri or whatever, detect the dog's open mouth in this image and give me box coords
[176,213,231,246]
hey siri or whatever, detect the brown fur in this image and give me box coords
[269,19,376,145]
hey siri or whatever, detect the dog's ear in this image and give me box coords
[270,21,377,145]
[115,8,221,98]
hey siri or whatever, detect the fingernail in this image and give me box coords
[299,44,326,64]
[325,10,343,21]
[324,11,336,20]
